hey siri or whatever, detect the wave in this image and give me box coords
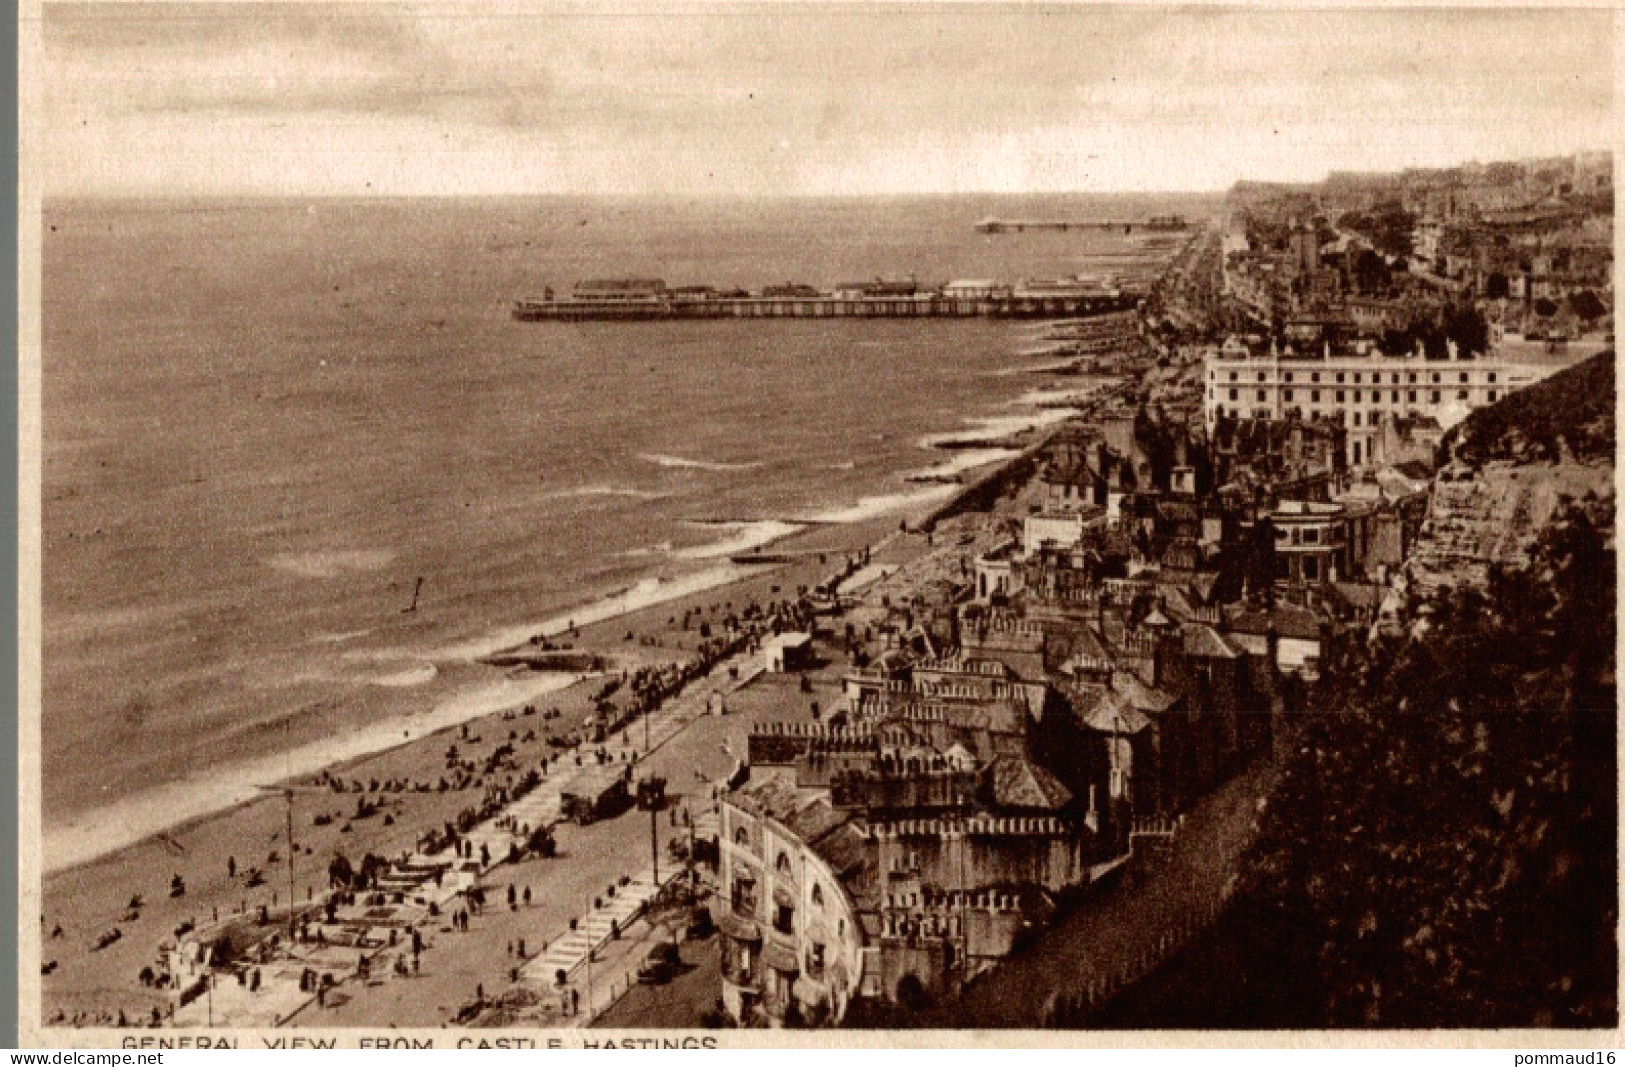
[673,520,806,560]
[543,485,669,501]
[1007,385,1103,408]
[621,541,675,558]
[370,664,439,688]
[267,549,396,579]
[640,453,764,473]
[797,484,960,525]
[917,407,1081,449]
[310,629,373,645]
[903,448,1021,483]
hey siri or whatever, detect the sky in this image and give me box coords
[36,2,1617,197]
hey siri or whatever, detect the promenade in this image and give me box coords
[172,640,757,1029]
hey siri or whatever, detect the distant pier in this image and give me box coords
[975,214,1190,234]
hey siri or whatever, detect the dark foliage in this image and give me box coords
[1238,499,1617,1026]
[1338,201,1416,260]
[1444,351,1615,467]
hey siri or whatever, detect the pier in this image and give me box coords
[975,214,1190,234]
[512,291,1138,323]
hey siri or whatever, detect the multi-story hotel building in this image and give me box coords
[1202,337,1565,468]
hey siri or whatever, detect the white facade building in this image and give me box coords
[1202,337,1566,468]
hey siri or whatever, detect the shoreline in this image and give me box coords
[37,490,969,1025]
[41,441,1030,878]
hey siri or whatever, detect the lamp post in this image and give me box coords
[650,797,660,887]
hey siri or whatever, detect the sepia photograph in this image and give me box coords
[21,1,1618,1044]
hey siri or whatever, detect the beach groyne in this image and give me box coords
[922,450,1040,530]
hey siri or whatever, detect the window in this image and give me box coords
[1312,372,1321,383]
[774,903,795,935]
[776,852,792,875]
[1353,391,1361,403]
[1229,389,1238,401]
[731,877,758,916]
[1283,389,1294,402]
[1336,372,1345,384]
[1408,373,1417,384]
[1353,373,1362,384]
[1312,390,1321,403]
[734,827,749,846]
[1258,372,1267,382]
[806,943,826,979]
[1431,372,1440,384]
[1302,527,1320,544]
[1459,372,1469,384]
[1488,372,1497,384]
[1458,389,1469,401]
[1336,391,1345,403]
[1431,391,1441,403]
[1256,389,1266,401]
[1488,390,1498,402]
[1391,373,1400,384]
[1303,556,1320,581]
[1353,412,1361,427]
[1229,371,1238,382]
[1284,372,1294,383]
[811,884,824,910]
[1392,390,1399,402]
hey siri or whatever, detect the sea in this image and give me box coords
[40,192,1216,871]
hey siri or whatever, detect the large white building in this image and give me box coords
[1202,336,1566,468]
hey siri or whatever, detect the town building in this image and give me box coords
[1201,336,1567,468]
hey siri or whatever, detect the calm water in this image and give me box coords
[40,193,1212,857]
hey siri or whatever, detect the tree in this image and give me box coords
[1239,499,1617,1026]
[1441,301,1488,357]
[1351,248,1390,295]
[1569,290,1607,321]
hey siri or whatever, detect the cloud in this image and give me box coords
[38,3,1615,197]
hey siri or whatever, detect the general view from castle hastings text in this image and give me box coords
[32,5,1616,1039]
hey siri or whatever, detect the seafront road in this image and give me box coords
[299,652,805,1028]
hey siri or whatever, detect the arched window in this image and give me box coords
[775,851,792,875]
[811,884,824,909]
[733,826,748,846]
